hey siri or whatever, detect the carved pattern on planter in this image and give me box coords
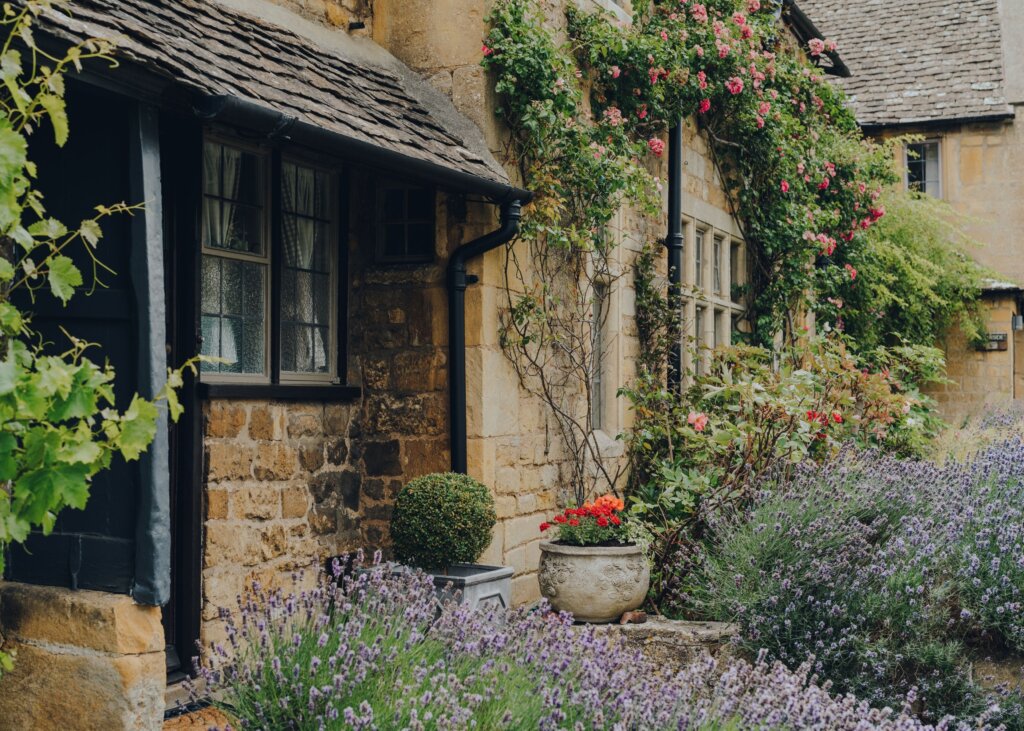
[537,542,650,623]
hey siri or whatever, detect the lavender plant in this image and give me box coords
[691,443,1024,728]
[193,553,987,730]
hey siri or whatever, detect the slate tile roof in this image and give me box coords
[36,0,510,187]
[799,0,1014,127]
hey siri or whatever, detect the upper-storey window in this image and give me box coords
[906,140,941,197]
[376,184,435,263]
[200,138,340,384]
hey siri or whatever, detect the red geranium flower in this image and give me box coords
[568,519,580,527]
[540,522,551,531]
[597,516,609,527]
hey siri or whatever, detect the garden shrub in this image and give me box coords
[622,337,943,611]
[690,445,1024,728]
[390,472,496,571]
[194,554,994,730]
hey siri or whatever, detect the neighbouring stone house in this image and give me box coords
[0,1,840,728]
[802,0,1024,424]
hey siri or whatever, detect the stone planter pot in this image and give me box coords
[349,561,512,612]
[538,541,650,623]
[430,563,514,611]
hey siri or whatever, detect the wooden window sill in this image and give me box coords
[198,383,362,401]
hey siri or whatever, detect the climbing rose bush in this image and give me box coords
[193,554,999,730]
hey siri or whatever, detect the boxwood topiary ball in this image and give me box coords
[391,472,497,572]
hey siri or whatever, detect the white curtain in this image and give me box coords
[282,164,326,372]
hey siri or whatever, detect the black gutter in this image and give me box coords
[448,200,526,473]
[782,0,850,78]
[195,95,531,203]
[666,123,684,392]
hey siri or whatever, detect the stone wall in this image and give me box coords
[927,295,1019,425]
[877,112,1024,420]
[0,584,165,731]
[199,170,466,640]
[196,0,742,612]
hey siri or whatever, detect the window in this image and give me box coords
[730,241,741,291]
[695,305,706,375]
[591,282,608,431]
[713,235,723,295]
[200,138,340,384]
[201,141,269,378]
[906,141,940,197]
[377,184,435,263]
[694,229,705,289]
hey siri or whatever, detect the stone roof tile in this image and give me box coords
[800,0,1013,126]
[36,0,510,187]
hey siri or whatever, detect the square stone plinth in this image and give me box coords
[0,582,165,731]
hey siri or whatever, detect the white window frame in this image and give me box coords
[279,153,340,385]
[200,135,272,384]
[199,135,342,386]
[904,139,942,198]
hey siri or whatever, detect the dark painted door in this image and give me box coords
[4,85,141,593]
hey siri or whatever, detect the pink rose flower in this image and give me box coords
[610,65,621,79]
[688,412,709,432]
[780,180,790,192]
[698,98,711,114]
[747,0,761,11]
[481,43,494,57]
[647,137,665,156]
[691,3,708,22]
[845,263,857,280]
[725,76,744,95]
[808,38,826,56]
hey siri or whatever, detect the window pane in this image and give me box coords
[407,188,434,220]
[407,222,434,259]
[384,223,406,258]
[203,142,221,196]
[200,253,266,375]
[313,328,329,373]
[907,142,939,196]
[384,188,405,220]
[282,161,297,212]
[280,162,335,377]
[315,171,330,218]
[235,149,263,207]
[203,142,265,255]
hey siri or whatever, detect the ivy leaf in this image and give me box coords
[47,255,82,303]
[37,93,68,147]
[115,395,158,461]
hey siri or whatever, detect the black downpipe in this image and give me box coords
[666,123,684,391]
[448,200,525,473]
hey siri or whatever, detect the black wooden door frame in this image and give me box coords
[162,112,204,681]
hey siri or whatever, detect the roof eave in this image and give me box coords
[782,0,850,77]
[859,110,1016,132]
[197,95,532,204]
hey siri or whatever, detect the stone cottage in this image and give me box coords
[802,0,1024,423]
[0,0,839,728]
